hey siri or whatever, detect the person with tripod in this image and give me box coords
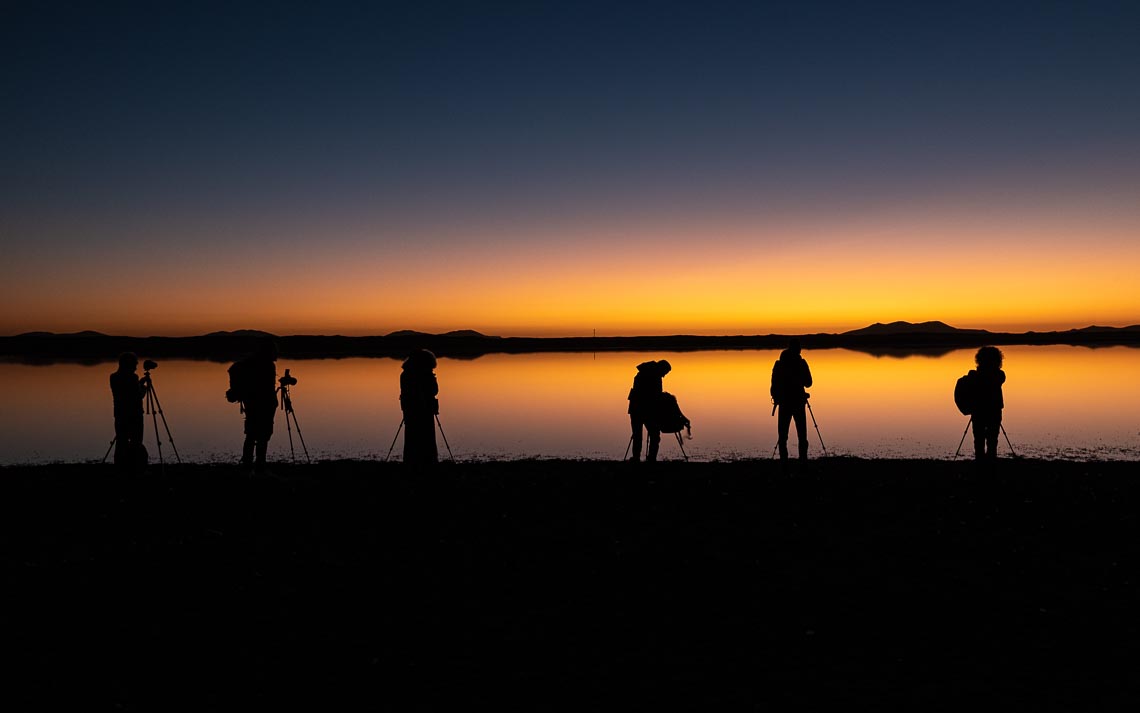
[400,349,440,468]
[227,338,279,472]
[969,346,1006,461]
[110,352,146,470]
[771,339,813,471]
[627,359,671,463]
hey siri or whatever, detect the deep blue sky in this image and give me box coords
[4,1,1140,334]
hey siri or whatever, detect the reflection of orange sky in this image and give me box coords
[5,203,1140,336]
[3,347,1139,463]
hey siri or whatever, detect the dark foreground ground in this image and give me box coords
[4,458,1139,711]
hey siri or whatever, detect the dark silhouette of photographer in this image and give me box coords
[770,339,813,471]
[400,349,440,468]
[227,338,279,471]
[110,352,146,470]
[968,346,1006,461]
[627,359,672,463]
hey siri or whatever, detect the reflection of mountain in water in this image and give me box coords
[3,322,1139,363]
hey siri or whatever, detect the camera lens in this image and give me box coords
[143,359,158,370]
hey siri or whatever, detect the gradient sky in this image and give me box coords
[3,0,1139,336]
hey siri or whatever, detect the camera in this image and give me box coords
[279,369,297,387]
[143,359,158,371]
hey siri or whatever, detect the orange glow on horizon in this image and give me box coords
[5,201,1139,337]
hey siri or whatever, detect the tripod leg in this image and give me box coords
[289,408,311,464]
[435,415,455,462]
[285,405,296,463]
[147,388,164,470]
[1000,423,1017,458]
[624,434,633,461]
[148,383,181,464]
[806,402,827,457]
[954,417,972,458]
[675,432,688,461]
[385,420,404,462]
[103,437,117,464]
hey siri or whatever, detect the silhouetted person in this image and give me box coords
[110,352,146,469]
[400,349,440,468]
[627,359,671,463]
[227,338,279,471]
[970,346,1006,461]
[771,339,813,469]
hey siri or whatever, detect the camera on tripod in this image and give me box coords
[279,369,297,387]
[143,359,158,371]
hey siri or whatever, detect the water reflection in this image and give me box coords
[1,346,1138,463]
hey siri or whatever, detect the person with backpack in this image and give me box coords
[110,352,147,470]
[966,346,1006,461]
[400,349,440,468]
[627,359,672,463]
[227,338,279,471]
[770,339,813,470]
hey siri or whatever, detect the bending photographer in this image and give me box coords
[627,359,672,463]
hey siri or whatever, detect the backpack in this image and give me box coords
[226,359,251,403]
[654,392,691,434]
[954,371,977,416]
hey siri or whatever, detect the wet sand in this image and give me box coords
[5,458,1139,709]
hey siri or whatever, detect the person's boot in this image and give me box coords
[241,439,255,471]
[254,441,269,474]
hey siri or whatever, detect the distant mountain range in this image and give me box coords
[3,322,1139,362]
[385,329,495,338]
[843,321,990,336]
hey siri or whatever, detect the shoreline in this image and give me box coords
[4,328,1140,363]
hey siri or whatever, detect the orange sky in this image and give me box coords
[5,192,1138,337]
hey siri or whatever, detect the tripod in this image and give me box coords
[806,399,827,456]
[385,414,455,462]
[278,383,311,464]
[954,417,1018,459]
[771,397,828,458]
[144,369,181,468]
[624,428,689,461]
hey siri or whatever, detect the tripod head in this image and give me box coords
[277,369,297,413]
[141,359,158,385]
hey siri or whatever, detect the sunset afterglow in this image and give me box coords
[4,2,1139,336]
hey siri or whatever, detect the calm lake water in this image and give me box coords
[2,346,1138,464]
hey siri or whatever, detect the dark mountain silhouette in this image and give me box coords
[1067,324,1140,333]
[201,330,277,338]
[386,329,495,338]
[16,330,109,338]
[440,330,495,338]
[844,321,989,336]
[4,323,1140,362]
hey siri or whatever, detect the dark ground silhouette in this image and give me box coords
[5,458,1140,710]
